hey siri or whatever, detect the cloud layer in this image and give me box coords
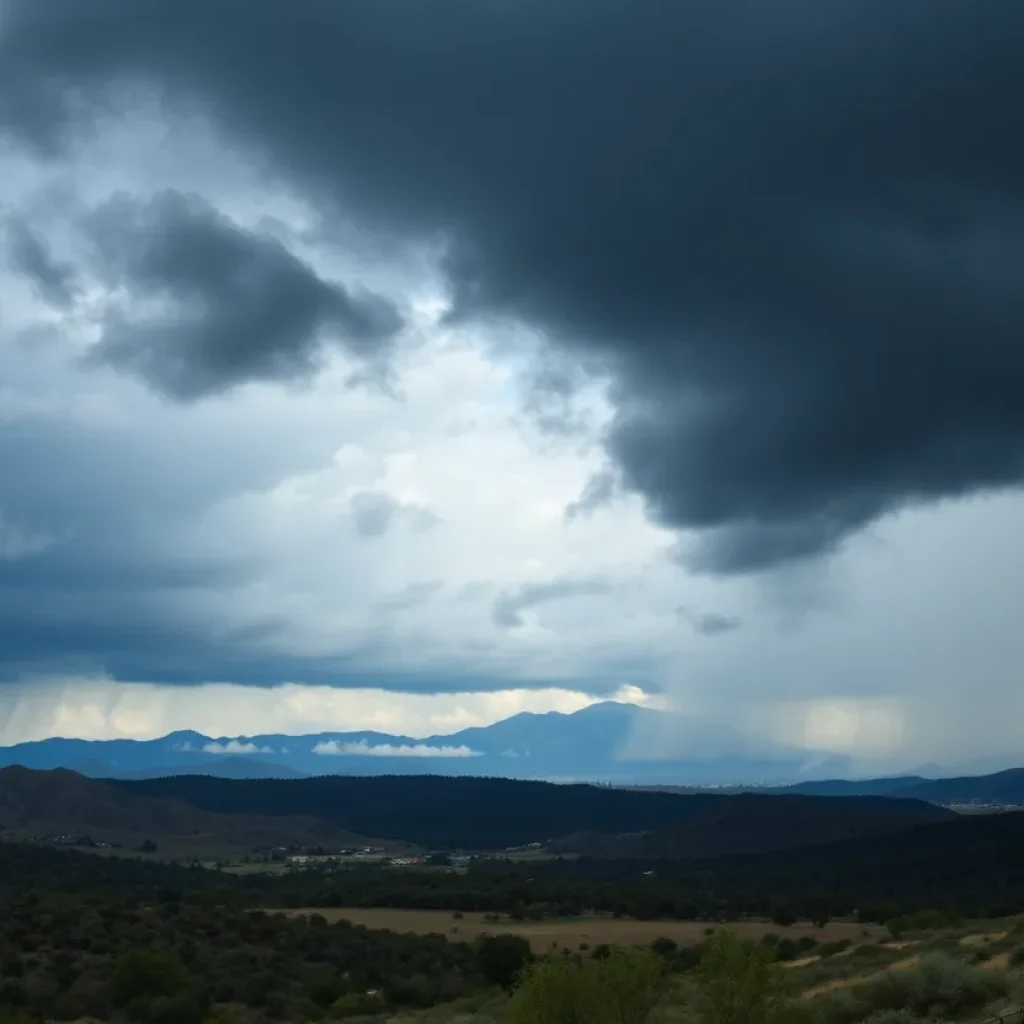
[79,190,402,399]
[312,740,481,758]
[5,1,1024,570]
[0,2,1023,768]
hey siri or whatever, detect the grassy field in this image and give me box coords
[279,907,884,953]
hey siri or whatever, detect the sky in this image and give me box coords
[1,1,1024,771]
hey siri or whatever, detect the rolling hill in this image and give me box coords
[548,791,954,859]
[0,765,388,858]
[110,771,951,853]
[897,768,1024,805]
[761,769,1024,805]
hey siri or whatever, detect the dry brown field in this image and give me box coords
[278,907,884,953]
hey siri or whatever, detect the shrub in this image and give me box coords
[818,940,852,958]
[776,939,800,962]
[819,953,1008,1024]
[696,930,791,1024]
[477,934,534,990]
[509,948,668,1024]
[108,949,189,1006]
[672,946,703,973]
[886,910,959,939]
[143,992,206,1024]
[861,1012,917,1024]
[331,991,385,1018]
[599,948,670,1024]
[509,954,603,1024]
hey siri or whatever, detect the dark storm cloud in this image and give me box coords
[493,579,612,630]
[0,377,326,684]
[80,190,402,400]
[4,1,1024,569]
[3,217,78,307]
[676,606,742,638]
[564,470,619,523]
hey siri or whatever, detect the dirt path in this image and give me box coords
[801,955,920,1000]
[783,955,820,969]
[983,952,1012,971]
[962,932,1010,948]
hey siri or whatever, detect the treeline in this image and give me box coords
[0,842,231,899]
[258,808,1024,923]
[112,774,731,848]
[109,773,943,851]
[6,801,1024,928]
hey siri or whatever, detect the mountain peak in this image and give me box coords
[573,700,646,717]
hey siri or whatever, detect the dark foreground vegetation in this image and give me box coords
[4,812,1024,1023]
[0,887,491,1023]
[4,772,1024,1022]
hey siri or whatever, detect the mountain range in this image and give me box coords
[768,769,1024,805]
[0,701,856,785]
[3,702,1024,799]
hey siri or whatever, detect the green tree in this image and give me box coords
[509,948,668,1024]
[108,949,188,1007]
[696,930,791,1024]
[478,934,534,990]
[771,907,796,927]
[808,900,831,929]
[509,955,603,1024]
[599,948,669,1024]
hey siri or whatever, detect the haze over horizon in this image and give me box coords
[2,2,1024,775]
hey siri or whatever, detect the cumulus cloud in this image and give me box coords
[492,579,612,630]
[73,189,403,400]
[202,739,274,755]
[3,217,78,308]
[676,606,742,638]
[312,740,481,758]
[564,470,618,522]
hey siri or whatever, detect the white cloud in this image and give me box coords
[312,740,481,758]
[202,740,274,755]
